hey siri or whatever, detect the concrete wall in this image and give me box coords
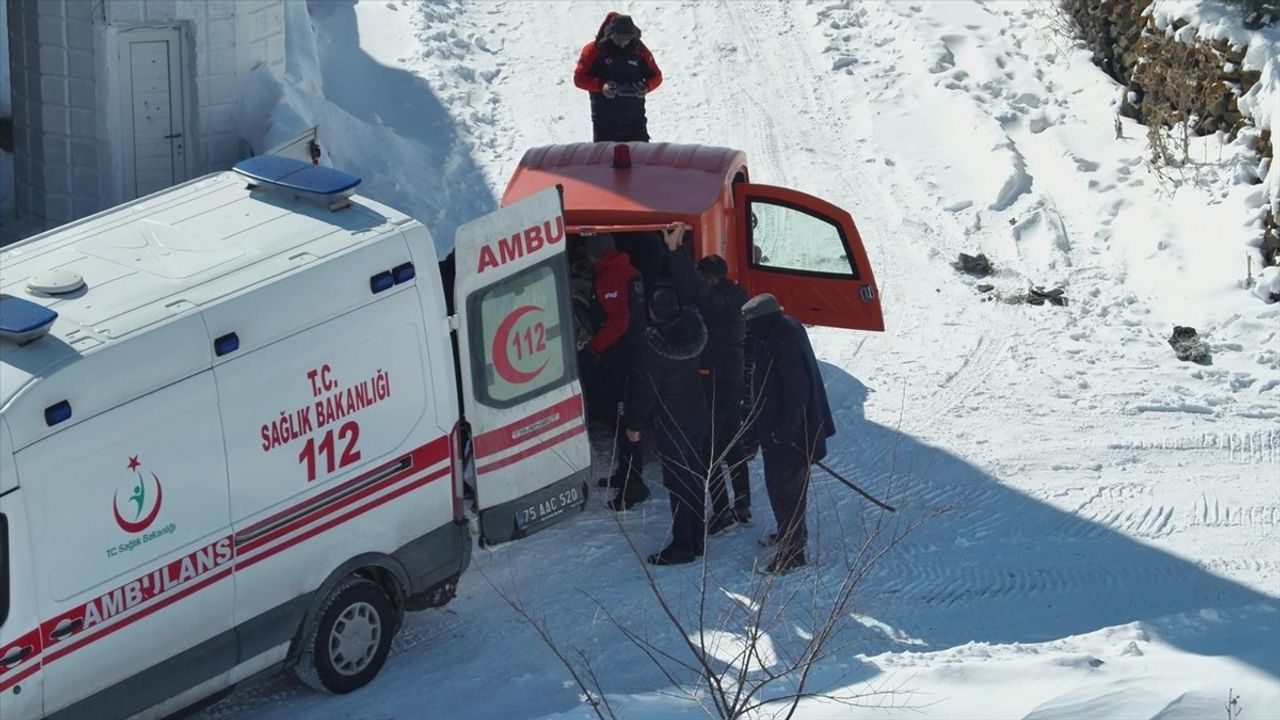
[7,0,100,224]
[7,0,284,228]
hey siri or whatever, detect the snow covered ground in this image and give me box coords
[197,1,1280,718]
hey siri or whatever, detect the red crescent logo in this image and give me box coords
[492,304,550,384]
[114,472,163,533]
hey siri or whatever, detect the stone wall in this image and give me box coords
[1065,0,1277,264]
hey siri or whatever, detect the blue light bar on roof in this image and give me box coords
[0,294,58,344]
[233,155,362,210]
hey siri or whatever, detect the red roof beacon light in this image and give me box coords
[612,143,632,169]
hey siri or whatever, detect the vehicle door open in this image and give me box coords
[453,187,592,546]
[733,183,884,332]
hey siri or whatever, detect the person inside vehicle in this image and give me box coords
[742,293,836,574]
[623,284,710,565]
[662,224,753,533]
[580,233,651,511]
[573,13,663,142]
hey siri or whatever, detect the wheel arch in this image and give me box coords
[287,553,410,665]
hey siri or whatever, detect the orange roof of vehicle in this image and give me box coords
[500,142,747,222]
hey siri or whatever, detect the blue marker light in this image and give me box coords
[392,262,416,284]
[370,271,394,294]
[44,400,72,427]
[214,333,240,357]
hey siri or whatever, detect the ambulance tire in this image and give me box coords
[296,575,395,694]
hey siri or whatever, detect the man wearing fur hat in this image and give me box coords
[573,12,663,142]
[624,285,710,565]
[742,294,835,573]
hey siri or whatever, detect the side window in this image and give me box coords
[467,258,574,408]
[748,200,859,278]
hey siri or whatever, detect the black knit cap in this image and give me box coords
[609,15,637,36]
[696,254,728,279]
[583,233,615,260]
[649,285,680,323]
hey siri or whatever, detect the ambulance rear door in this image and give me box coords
[453,187,590,546]
[733,183,884,332]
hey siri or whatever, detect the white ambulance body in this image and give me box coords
[0,157,591,719]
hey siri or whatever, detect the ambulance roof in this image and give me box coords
[0,170,417,413]
[500,142,748,222]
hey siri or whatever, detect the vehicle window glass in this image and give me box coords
[468,259,573,408]
[748,201,857,278]
[0,514,8,625]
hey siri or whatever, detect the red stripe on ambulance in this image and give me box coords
[27,437,451,671]
[476,423,586,474]
[473,394,583,458]
[0,628,42,693]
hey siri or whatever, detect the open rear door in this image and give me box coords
[733,183,884,331]
[454,186,590,546]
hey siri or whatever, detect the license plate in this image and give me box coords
[515,484,583,530]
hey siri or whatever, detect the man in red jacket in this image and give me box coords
[582,234,650,510]
[573,13,663,142]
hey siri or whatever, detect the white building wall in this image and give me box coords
[7,0,283,228]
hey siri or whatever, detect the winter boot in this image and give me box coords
[763,548,806,574]
[706,511,736,537]
[606,481,650,511]
[647,543,698,566]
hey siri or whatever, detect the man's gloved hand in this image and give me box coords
[602,81,618,99]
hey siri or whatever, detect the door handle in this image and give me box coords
[0,645,33,666]
[50,617,83,640]
[164,133,183,139]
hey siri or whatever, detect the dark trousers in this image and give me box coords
[592,116,650,143]
[762,446,809,559]
[658,425,707,554]
[616,425,644,483]
[703,373,750,518]
[706,406,750,518]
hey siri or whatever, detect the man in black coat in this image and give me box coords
[743,293,835,573]
[624,286,710,565]
[663,225,752,531]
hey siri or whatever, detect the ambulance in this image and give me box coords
[0,156,591,719]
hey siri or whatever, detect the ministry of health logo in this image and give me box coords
[113,455,164,533]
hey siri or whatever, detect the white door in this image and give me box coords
[16,374,235,717]
[119,28,188,200]
[454,187,592,545]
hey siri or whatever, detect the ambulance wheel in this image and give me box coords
[296,576,394,694]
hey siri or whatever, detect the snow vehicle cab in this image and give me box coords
[0,157,590,719]
[501,142,884,332]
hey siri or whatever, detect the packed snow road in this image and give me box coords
[199,1,1279,718]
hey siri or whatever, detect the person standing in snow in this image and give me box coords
[742,294,835,573]
[573,13,663,142]
[624,285,710,565]
[581,233,651,511]
[662,224,753,533]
